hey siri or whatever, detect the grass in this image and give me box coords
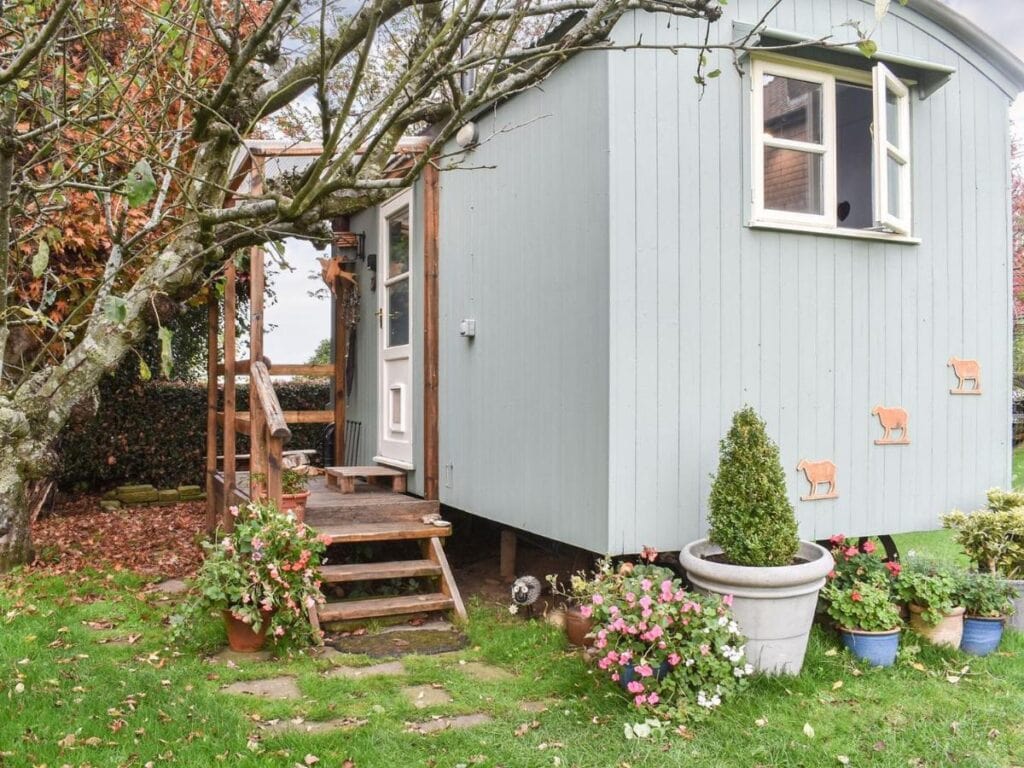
[1014,443,1024,490]
[2,531,1023,767]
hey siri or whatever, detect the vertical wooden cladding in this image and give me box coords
[205,291,219,534]
[423,163,440,501]
[605,0,1013,550]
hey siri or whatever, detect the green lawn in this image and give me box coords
[2,529,1023,767]
[1014,443,1024,490]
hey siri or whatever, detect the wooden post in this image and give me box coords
[223,261,237,531]
[333,273,347,466]
[423,162,440,501]
[205,290,219,535]
[249,243,267,495]
[500,529,517,581]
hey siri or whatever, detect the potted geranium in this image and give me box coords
[893,557,965,648]
[280,468,312,522]
[679,407,834,675]
[174,500,328,651]
[822,580,902,667]
[958,571,1017,656]
[586,554,750,719]
[942,489,1024,631]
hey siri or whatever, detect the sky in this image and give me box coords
[257,0,1024,367]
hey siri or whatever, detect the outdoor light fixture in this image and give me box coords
[333,230,366,263]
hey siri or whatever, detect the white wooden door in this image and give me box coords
[374,191,415,469]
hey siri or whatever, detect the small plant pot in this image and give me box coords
[908,604,965,648]
[960,615,1006,656]
[280,491,311,523]
[617,660,671,688]
[564,606,594,647]
[838,627,900,667]
[223,608,275,652]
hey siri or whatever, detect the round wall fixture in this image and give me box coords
[456,122,479,148]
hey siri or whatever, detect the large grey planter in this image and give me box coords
[1009,579,1024,632]
[679,539,834,676]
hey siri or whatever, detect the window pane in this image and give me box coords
[887,154,902,219]
[836,83,873,229]
[764,147,823,215]
[762,74,822,144]
[388,210,410,277]
[885,89,899,146]
[387,279,409,348]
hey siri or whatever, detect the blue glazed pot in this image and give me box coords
[839,627,900,667]
[960,616,1005,656]
[618,660,671,688]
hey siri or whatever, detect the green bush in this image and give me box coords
[942,488,1024,579]
[708,406,799,567]
[57,373,331,491]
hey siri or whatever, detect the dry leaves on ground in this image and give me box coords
[31,494,205,578]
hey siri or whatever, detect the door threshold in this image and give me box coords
[373,455,415,471]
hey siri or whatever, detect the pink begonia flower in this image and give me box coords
[625,592,636,605]
[658,641,667,650]
[592,593,604,605]
[635,664,654,678]
[674,590,687,602]
[229,506,240,517]
[607,651,620,663]
[700,643,710,656]
[273,625,285,637]
[598,657,611,670]
[722,594,734,607]
[661,580,673,592]
[634,694,648,706]
[579,605,593,619]
[639,596,653,610]
[595,637,607,649]
[647,624,664,639]
[609,605,620,615]
[626,681,645,694]
[667,653,682,666]
[641,609,653,619]
[620,651,633,663]
[611,672,620,682]
[641,579,652,591]
[647,692,660,705]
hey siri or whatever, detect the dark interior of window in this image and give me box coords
[835,82,874,229]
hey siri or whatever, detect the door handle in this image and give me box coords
[375,308,384,328]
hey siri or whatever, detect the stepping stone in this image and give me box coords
[330,628,467,658]
[460,662,514,683]
[221,676,301,700]
[378,619,454,635]
[402,684,453,709]
[519,700,551,713]
[152,579,189,595]
[261,716,367,735]
[326,661,405,680]
[407,713,492,734]
[210,649,274,665]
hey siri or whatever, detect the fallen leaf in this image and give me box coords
[946,675,961,684]
[755,718,767,728]
[803,723,815,739]
[57,733,76,749]
[832,680,843,691]
[950,722,960,735]
[988,728,1000,741]
[911,662,927,672]
[837,757,850,765]
[303,755,319,766]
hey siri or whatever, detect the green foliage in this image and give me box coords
[893,558,964,626]
[281,468,309,495]
[825,535,900,591]
[173,500,327,645]
[942,488,1024,578]
[707,407,799,567]
[959,571,1017,618]
[822,580,902,632]
[307,338,331,366]
[58,373,331,491]
[121,159,157,207]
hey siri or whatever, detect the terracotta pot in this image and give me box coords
[564,606,594,647]
[223,608,275,652]
[280,491,311,523]
[909,603,965,648]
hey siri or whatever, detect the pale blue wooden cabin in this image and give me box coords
[338,0,1024,557]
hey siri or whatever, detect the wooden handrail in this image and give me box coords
[250,361,292,440]
[215,358,333,377]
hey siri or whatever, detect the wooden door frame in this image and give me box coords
[423,164,440,501]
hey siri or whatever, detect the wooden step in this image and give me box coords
[315,520,451,544]
[319,560,442,583]
[325,465,406,494]
[320,593,455,622]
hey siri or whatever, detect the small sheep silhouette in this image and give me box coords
[796,459,838,501]
[872,406,910,445]
[948,357,982,395]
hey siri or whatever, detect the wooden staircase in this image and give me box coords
[310,468,466,626]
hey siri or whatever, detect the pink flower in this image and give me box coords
[598,657,612,670]
[667,653,682,666]
[829,533,845,545]
[592,594,604,605]
[862,540,877,554]
[844,546,858,559]
[639,596,653,610]
[885,561,902,576]
[619,651,633,664]
[634,694,648,706]
[594,637,607,649]
[607,651,620,663]
[609,605,620,615]
[722,594,734,607]
[699,643,710,656]
[647,624,664,639]
[851,591,863,602]
[661,580,673,593]
[647,692,660,706]
[611,673,620,682]
[579,605,593,619]
[640,546,658,563]
[635,664,653,678]
[273,625,285,637]
[625,592,636,605]
[229,506,240,517]
[641,579,653,592]
[626,681,645,694]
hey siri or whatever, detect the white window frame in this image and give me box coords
[749,54,913,238]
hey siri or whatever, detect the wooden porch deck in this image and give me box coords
[211,471,465,624]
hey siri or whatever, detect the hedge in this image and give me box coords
[58,375,332,491]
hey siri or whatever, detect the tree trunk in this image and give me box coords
[0,404,46,569]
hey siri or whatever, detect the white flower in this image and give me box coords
[718,616,728,626]
[728,621,739,634]
[685,658,695,667]
[744,663,754,675]
[733,666,746,678]
[508,604,519,615]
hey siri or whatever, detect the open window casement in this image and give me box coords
[872,62,912,235]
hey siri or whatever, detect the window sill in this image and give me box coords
[747,220,921,245]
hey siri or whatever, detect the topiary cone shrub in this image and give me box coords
[708,406,799,567]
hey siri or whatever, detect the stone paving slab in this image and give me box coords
[519,700,552,713]
[221,676,301,699]
[407,713,493,734]
[459,661,514,682]
[260,716,367,735]
[210,649,275,665]
[326,660,405,680]
[402,684,453,709]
